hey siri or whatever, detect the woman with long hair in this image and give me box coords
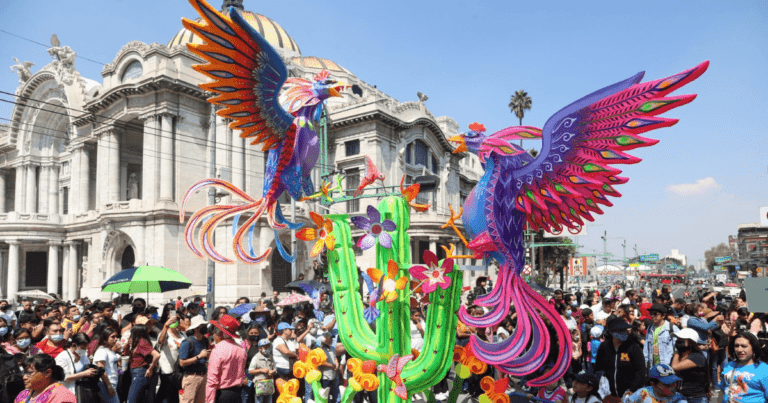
[15,354,74,403]
[671,328,709,403]
[125,324,161,403]
[93,328,120,403]
[717,332,768,401]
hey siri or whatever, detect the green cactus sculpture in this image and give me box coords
[324,196,463,403]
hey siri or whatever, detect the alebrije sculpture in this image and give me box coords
[317,195,463,403]
[444,62,709,386]
[177,0,348,264]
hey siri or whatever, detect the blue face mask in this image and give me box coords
[50,334,64,342]
[566,310,572,317]
[16,339,31,349]
[73,315,81,321]
[570,301,578,307]
[0,327,7,336]
[612,332,629,342]
[151,313,160,320]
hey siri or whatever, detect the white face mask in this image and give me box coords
[76,348,88,357]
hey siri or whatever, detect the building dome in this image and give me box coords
[167,9,301,56]
[289,56,349,73]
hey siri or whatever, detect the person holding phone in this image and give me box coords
[179,316,210,403]
[155,314,186,403]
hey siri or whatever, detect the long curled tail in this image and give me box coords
[180,178,285,264]
[466,274,571,387]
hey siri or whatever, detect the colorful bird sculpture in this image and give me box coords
[360,271,384,323]
[377,354,414,400]
[353,156,385,197]
[445,62,708,386]
[178,0,348,264]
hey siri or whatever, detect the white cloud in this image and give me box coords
[665,177,721,197]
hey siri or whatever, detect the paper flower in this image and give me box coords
[479,376,510,403]
[292,343,326,384]
[347,358,379,392]
[399,175,430,212]
[351,205,396,250]
[296,212,335,257]
[367,260,408,303]
[409,250,453,294]
[276,378,302,403]
[453,345,488,378]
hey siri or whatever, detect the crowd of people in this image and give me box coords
[0,280,767,403]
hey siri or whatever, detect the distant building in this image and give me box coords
[664,249,687,267]
[736,223,768,267]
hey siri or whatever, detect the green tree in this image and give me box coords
[704,242,737,271]
[509,89,532,146]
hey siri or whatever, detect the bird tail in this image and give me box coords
[467,274,572,387]
[180,178,277,264]
[353,187,364,197]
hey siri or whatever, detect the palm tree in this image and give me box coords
[509,89,532,146]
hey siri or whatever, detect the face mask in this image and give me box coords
[570,301,578,307]
[261,348,271,356]
[76,349,88,357]
[566,310,572,317]
[0,327,7,336]
[151,313,160,320]
[50,334,64,342]
[248,335,259,341]
[73,315,81,321]
[0,306,7,311]
[16,339,31,349]
[675,340,689,352]
[309,327,318,336]
[612,332,629,342]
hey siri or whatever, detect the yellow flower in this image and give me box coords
[292,343,326,384]
[296,212,335,257]
[367,260,408,303]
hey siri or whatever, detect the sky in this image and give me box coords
[0,0,766,267]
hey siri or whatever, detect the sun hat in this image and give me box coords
[649,364,681,384]
[210,314,239,339]
[674,328,699,343]
[188,315,209,331]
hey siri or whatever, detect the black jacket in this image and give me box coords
[594,338,645,397]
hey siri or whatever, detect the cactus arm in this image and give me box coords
[326,213,385,361]
[423,390,436,403]
[401,259,462,393]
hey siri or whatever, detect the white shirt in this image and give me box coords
[158,331,186,374]
[93,346,120,388]
[563,315,578,330]
[272,336,293,369]
[594,309,612,322]
[55,350,89,395]
[410,321,424,351]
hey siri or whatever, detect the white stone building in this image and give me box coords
[0,0,486,305]
[664,249,687,267]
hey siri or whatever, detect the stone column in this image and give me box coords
[38,166,49,214]
[14,166,24,213]
[68,242,78,301]
[7,241,19,303]
[82,238,92,289]
[25,165,36,213]
[159,114,174,201]
[48,166,59,215]
[108,130,121,202]
[70,148,81,214]
[80,145,90,211]
[47,242,60,296]
[232,126,245,190]
[62,244,70,301]
[140,115,158,204]
[429,237,439,255]
[0,171,6,213]
[0,249,6,299]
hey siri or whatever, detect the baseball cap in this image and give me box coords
[649,364,681,384]
[258,339,271,347]
[277,322,294,331]
[590,325,603,339]
[606,318,632,332]
[674,328,699,343]
[573,370,601,389]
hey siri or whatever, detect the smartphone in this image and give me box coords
[66,322,73,331]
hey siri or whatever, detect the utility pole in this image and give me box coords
[601,231,608,269]
[206,105,217,317]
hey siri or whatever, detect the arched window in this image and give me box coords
[414,140,428,167]
[121,60,143,82]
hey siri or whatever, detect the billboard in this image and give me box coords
[761,206,768,227]
[715,256,731,264]
[569,257,587,276]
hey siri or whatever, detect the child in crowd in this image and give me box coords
[536,369,568,403]
[571,370,602,403]
[588,325,603,372]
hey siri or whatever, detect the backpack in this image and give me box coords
[0,353,24,403]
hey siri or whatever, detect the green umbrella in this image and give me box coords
[101,266,192,298]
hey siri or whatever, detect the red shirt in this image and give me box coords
[129,338,154,369]
[35,340,64,358]
[175,300,183,310]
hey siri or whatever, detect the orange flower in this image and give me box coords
[293,343,326,384]
[276,379,301,403]
[399,176,430,212]
[347,358,379,392]
[296,212,335,257]
[367,260,408,303]
[479,376,509,403]
[453,345,488,378]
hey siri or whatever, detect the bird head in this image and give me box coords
[449,122,488,155]
[312,70,349,101]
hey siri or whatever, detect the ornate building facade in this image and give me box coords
[0,1,487,304]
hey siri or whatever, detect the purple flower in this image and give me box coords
[351,205,396,250]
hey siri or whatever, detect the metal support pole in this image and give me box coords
[206,106,217,317]
[291,197,297,281]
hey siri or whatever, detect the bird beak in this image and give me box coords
[329,82,349,98]
[448,135,467,154]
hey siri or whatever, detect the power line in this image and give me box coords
[0,29,110,67]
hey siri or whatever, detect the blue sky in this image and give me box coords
[1,0,766,267]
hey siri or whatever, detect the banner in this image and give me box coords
[569,257,587,276]
[715,256,731,264]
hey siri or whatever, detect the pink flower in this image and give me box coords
[409,250,453,294]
